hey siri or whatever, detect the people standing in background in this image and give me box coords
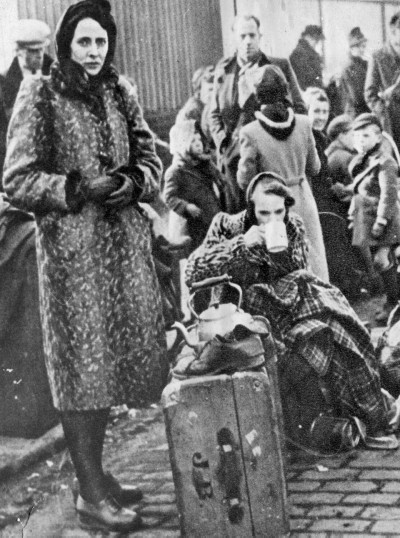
[324,114,366,300]
[349,113,400,324]
[290,25,325,91]
[325,114,356,212]
[175,65,214,125]
[164,120,221,252]
[304,88,332,211]
[237,65,328,281]
[0,19,53,183]
[339,27,370,118]
[209,14,306,214]
[365,11,400,150]
[1,19,52,116]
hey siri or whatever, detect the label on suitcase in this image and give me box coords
[162,371,289,537]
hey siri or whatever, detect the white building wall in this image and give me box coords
[0,0,19,72]
[219,0,400,81]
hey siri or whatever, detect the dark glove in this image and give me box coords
[104,173,134,208]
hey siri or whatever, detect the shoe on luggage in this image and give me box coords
[172,334,266,378]
[76,493,142,532]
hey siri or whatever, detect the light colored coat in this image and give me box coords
[237,112,329,281]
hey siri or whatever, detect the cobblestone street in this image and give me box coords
[2,295,400,537]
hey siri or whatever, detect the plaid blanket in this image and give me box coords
[186,211,388,433]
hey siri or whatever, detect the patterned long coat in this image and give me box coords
[3,75,168,411]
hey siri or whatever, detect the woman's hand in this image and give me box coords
[243,225,265,247]
[104,174,134,208]
[371,221,386,239]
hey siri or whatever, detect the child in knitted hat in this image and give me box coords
[164,119,222,252]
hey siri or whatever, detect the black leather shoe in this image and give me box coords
[76,494,142,532]
[104,472,144,505]
[72,473,143,506]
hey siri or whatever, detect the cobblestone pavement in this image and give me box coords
[1,294,399,537]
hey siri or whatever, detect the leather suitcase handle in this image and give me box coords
[190,274,232,291]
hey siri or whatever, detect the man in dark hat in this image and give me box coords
[0,19,53,183]
[365,11,400,150]
[290,25,325,91]
[209,14,306,214]
[339,27,370,118]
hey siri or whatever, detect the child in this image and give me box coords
[326,114,356,209]
[164,119,222,252]
[349,113,400,323]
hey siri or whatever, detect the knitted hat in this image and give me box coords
[169,119,200,156]
[245,171,295,206]
[255,64,289,105]
[327,114,353,140]
[352,113,382,132]
[55,0,116,65]
[302,25,325,40]
[349,27,367,48]
[13,19,51,49]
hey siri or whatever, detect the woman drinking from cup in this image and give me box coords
[186,171,396,449]
[3,0,168,532]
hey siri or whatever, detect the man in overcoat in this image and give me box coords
[365,11,400,150]
[339,27,370,118]
[289,25,325,91]
[208,14,306,214]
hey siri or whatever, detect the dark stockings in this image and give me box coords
[60,408,110,503]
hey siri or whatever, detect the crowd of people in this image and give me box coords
[1,2,400,534]
[165,13,400,325]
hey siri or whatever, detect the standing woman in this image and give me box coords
[3,0,167,532]
[237,65,329,281]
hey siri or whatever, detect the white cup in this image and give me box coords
[264,221,288,252]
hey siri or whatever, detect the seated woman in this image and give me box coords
[185,171,394,445]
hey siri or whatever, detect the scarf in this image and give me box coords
[349,143,381,179]
[255,106,296,140]
[50,60,122,119]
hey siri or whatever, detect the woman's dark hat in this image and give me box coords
[352,113,382,132]
[246,171,294,206]
[55,0,116,65]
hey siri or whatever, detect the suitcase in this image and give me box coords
[162,370,289,537]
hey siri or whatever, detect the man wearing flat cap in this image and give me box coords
[339,27,370,118]
[0,19,53,181]
[290,25,325,91]
[365,11,400,150]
